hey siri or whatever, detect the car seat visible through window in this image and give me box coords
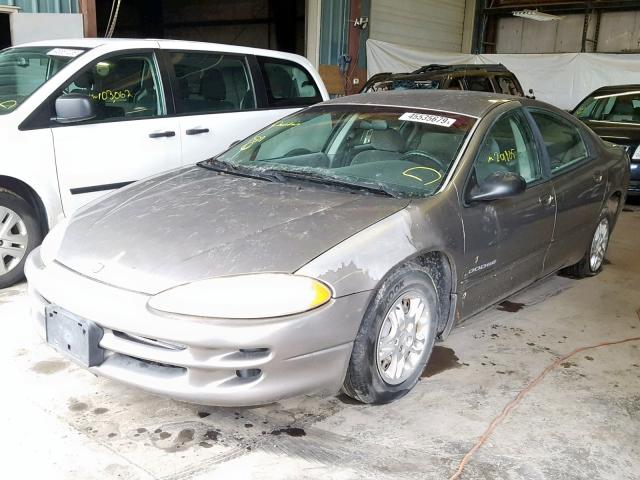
[201,69,234,111]
[350,128,405,165]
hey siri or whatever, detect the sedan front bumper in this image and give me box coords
[25,249,371,406]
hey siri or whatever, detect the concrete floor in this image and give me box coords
[2,204,639,480]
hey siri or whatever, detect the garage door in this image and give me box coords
[370,0,467,52]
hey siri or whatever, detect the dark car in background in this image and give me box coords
[573,84,640,196]
[361,64,527,97]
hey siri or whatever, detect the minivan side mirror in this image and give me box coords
[467,171,526,203]
[53,93,97,124]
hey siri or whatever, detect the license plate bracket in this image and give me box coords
[45,306,105,368]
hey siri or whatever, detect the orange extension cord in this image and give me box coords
[448,309,640,480]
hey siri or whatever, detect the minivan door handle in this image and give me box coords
[185,128,210,136]
[149,131,176,138]
[592,172,603,184]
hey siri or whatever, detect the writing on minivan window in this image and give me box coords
[0,100,17,110]
[90,89,134,103]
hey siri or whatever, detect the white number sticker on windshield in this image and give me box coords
[399,112,456,127]
[47,48,84,58]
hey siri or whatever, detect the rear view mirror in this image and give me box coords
[52,93,96,124]
[468,171,526,203]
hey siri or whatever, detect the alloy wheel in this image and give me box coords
[0,206,28,275]
[589,217,609,272]
[376,290,432,385]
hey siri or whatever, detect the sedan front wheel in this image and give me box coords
[343,265,439,404]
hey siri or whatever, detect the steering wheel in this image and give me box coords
[400,150,446,171]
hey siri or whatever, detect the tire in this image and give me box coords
[343,264,439,404]
[0,189,42,289]
[562,209,611,279]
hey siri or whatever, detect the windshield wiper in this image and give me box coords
[198,158,286,183]
[266,169,396,197]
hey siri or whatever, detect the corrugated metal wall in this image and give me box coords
[496,10,640,53]
[369,0,467,52]
[0,0,78,13]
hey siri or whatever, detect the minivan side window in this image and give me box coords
[169,51,255,114]
[529,111,589,173]
[258,57,322,108]
[472,111,542,186]
[61,52,164,122]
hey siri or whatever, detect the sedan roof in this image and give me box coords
[324,90,520,118]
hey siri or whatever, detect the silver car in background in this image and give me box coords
[26,90,629,406]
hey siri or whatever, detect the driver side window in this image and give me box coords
[473,111,541,186]
[60,52,164,123]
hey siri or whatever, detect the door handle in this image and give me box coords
[185,128,210,135]
[149,131,176,138]
[592,172,603,184]
[538,194,555,207]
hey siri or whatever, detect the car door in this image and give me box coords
[50,50,182,214]
[527,109,607,274]
[459,108,555,317]
[164,49,325,164]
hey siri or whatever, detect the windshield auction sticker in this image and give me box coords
[47,48,84,58]
[399,112,456,127]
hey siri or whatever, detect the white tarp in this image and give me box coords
[366,39,640,110]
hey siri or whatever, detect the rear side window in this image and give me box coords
[169,51,255,114]
[258,57,322,108]
[530,110,589,173]
[495,75,520,96]
[465,76,494,92]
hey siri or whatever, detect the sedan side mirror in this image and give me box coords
[52,93,97,124]
[467,171,526,203]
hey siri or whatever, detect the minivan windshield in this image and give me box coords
[0,46,86,115]
[209,105,476,198]
[574,89,640,124]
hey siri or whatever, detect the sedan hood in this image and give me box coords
[57,166,409,294]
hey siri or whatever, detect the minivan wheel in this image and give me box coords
[563,210,611,279]
[342,265,438,404]
[0,190,42,289]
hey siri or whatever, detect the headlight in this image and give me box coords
[632,145,640,160]
[40,218,69,267]
[147,273,332,319]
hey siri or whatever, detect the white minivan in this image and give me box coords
[0,38,329,287]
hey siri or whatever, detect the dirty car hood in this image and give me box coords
[56,167,409,294]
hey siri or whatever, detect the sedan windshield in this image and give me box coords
[211,105,476,198]
[0,46,86,115]
[574,89,640,124]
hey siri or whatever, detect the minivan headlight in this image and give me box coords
[40,218,69,267]
[147,273,332,319]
